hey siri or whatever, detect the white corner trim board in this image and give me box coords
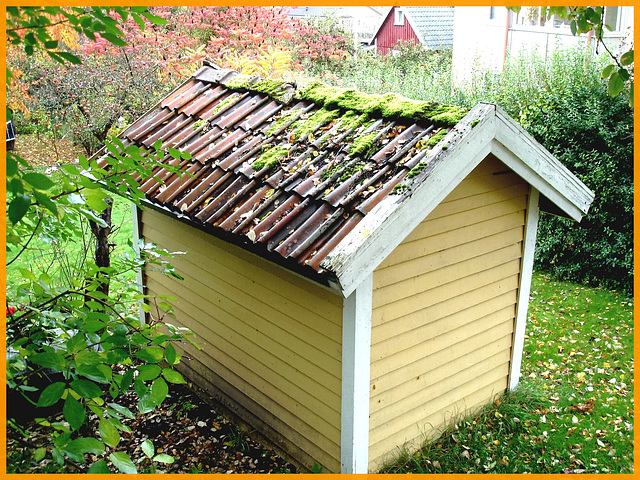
[131,204,146,325]
[341,274,373,473]
[509,187,540,390]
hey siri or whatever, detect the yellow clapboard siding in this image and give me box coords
[370,348,512,430]
[143,208,342,310]
[170,341,341,469]
[403,196,526,244]
[375,226,523,289]
[373,263,520,323]
[146,274,341,409]
[144,238,342,369]
[371,289,516,359]
[368,376,507,471]
[373,243,522,308]
[425,182,527,222]
[141,207,343,470]
[371,333,513,409]
[145,282,341,450]
[369,367,509,456]
[371,314,514,395]
[379,211,525,269]
[143,223,342,346]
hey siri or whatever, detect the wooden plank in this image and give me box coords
[374,227,524,289]
[146,273,341,404]
[403,196,526,244]
[426,182,527,221]
[171,344,341,469]
[373,256,521,316]
[371,294,516,365]
[368,376,506,470]
[379,212,525,269]
[371,315,514,389]
[370,349,511,428]
[369,365,509,446]
[146,281,342,444]
[143,208,343,309]
[175,359,341,473]
[143,223,343,344]
[371,333,513,409]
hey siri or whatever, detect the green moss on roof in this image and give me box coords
[292,107,341,140]
[349,131,377,158]
[296,81,468,127]
[252,145,289,171]
[225,75,292,103]
[425,128,448,148]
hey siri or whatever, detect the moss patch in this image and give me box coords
[225,75,292,104]
[252,145,289,171]
[297,81,467,127]
[292,107,341,140]
[211,95,238,117]
[425,128,448,148]
[349,131,378,158]
[265,110,300,137]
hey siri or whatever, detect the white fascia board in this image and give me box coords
[322,103,497,297]
[509,187,539,390]
[341,273,373,474]
[491,105,594,221]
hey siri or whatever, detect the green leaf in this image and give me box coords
[33,447,47,463]
[153,453,175,464]
[135,346,164,363]
[618,68,630,82]
[83,188,109,212]
[63,395,85,431]
[162,368,186,384]
[601,64,615,79]
[23,172,55,190]
[66,333,87,354]
[136,364,162,381]
[64,437,105,463]
[87,459,110,473]
[74,350,102,367]
[33,191,58,217]
[106,402,136,419]
[70,379,102,399]
[31,351,66,371]
[6,156,18,177]
[8,194,32,224]
[620,49,634,66]
[150,377,169,405]
[37,382,66,407]
[76,363,111,384]
[164,343,177,366]
[99,418,120,448]
[53,50,82,64]
[137,393,157,414]
[109,452,137,474]
[570,19,577,35]
[141,439,155,459]
[141,11,168,25]
[608,71,624,97]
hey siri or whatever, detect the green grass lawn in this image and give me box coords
[380,273,634,473]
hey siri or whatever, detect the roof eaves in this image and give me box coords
[321,103,496,297]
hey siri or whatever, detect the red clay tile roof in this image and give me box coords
[104,63,468,281]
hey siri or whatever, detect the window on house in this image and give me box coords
[489,6,495,20]
[604,6,621,31]
[394,8,405,26]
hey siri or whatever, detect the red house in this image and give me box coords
[370,6,454,55]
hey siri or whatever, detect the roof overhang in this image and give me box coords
[321,102,594,297]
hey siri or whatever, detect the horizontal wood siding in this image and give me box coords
[368,155,528,470]
[141,208,343,472]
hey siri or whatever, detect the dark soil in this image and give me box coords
[6,381,298,474]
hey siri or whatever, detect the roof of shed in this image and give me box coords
[103,62,593,296]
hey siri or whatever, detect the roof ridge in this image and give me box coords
[195,63,467,127]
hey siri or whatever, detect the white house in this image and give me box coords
[452,6,634,85]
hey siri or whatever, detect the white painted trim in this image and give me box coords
[509,187,539,390]
[341,274,373,473]
[131,203,146,325]
[322,103,497,297]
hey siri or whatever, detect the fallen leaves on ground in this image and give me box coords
[12,133,84,167]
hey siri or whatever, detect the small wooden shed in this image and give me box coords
[110,63,593,473]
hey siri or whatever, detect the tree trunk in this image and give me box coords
[89,197,113,298]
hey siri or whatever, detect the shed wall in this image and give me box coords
[140,208,343,472]
[368,155,529,470]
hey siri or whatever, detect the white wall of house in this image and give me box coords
[452,6,634,86]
